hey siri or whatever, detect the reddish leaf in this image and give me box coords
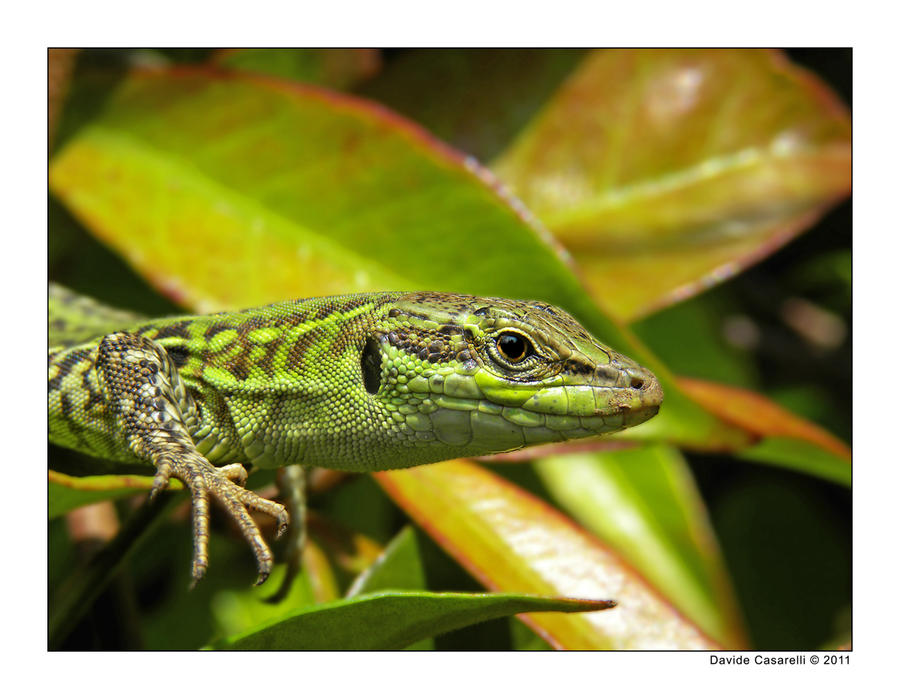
[375,461,720,649]
[678,376,851,460]
[492,49,851,320]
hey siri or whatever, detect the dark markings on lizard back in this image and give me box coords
[134,324,156,337]
[204,322,235,341]
[49,347,92,392]
[225,344,254,381]
[154,320,193,341]
[82,369,106,411]
[165,345,190,369]
[298,295,369,323]
[257,336,284,378]
[59,392,88,448]
[286,331,319,374]
[328,330,357,360]
[48,363,65,393]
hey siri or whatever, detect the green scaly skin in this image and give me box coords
[49,283,663,585]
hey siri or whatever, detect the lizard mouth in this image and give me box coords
[466,364,664,437]
[620,396,662,429]
[510,377,662,433]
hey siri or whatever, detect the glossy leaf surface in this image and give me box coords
[345,526,434,649]
[492,49,851,320]
[534,446,747,648]
[376,460,718,649]
[347,526,428,596]
[211,590,613,650]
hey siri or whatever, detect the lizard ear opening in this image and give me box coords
[361,337,382,395]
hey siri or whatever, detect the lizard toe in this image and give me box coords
[213,484,275,585]
[186,473,212,587]
[218,463,248,486]
[149,458,175,500]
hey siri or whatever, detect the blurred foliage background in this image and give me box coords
[48,48,850,650]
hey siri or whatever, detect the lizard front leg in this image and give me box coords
[97,332,289,586]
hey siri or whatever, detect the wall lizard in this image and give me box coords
[49,283,663,585]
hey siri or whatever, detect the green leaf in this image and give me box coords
[209,540,335,642]
[347,526,427,596]
[345,526,434,649]
[710,475,850,648]
[209,590,613,650]
[737,437,851,486]
[47,68,585,312]
[534,446,748,648]
[491,49,851,321]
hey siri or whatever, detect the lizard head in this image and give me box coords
[360,292,663,462]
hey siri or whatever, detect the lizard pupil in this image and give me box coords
[497,333,530,362]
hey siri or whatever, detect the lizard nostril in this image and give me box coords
[630,376,645,390]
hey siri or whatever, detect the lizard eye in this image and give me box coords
[496,332,532,363]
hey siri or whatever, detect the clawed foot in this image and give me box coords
[151,455,289,586]
[97,331,289,587]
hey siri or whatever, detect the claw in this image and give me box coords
[275,511,290,539]
[222,492,276,585]
[189,563,207,590]
[149,459,174,500]
[254,568,271,587]
[162,455,285,587]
